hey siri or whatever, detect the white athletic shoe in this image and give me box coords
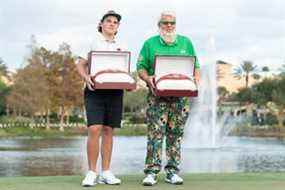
[165,173,183,185]
[98,170,121,185]
[82,170,97,187]
[142,173,157,186]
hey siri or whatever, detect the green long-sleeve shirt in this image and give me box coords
[136,35,200,76]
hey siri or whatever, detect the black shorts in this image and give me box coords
[84,88,123,128]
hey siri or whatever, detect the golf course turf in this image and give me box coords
[1,173,285,190]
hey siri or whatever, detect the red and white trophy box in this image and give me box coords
[88,51,136,90]
[153,55,198,97]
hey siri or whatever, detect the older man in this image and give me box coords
[137,11,200,186]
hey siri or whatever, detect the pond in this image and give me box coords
[0,136,285,176]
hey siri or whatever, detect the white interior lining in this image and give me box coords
[95,73,135,83]
[90,52,130,75]
[156,79,197,90]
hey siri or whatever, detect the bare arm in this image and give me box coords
[76,57,94,90]
[138,69,155,94]
[194,69,200,85]
[76,58,88,80]
[138,69,154,87]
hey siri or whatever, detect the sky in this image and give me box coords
[0,0,284,73]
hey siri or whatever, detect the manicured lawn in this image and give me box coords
[0,124,147,138]
[1,173,285,190]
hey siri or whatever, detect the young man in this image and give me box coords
[137,11,200,186]
[76,10,126,187]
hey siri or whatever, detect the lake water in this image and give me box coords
[1,136,285,176]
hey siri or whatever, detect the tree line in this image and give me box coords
[1,40,83,130]
[0,38,148,129]
[219,60,285,129]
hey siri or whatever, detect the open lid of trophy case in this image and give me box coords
[153,55,198,97]
[88,51,136,90]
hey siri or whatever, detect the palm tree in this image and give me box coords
[233,60,258,88]
[217,86,229,103]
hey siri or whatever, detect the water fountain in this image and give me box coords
[184,34,220,148]
[181,34,285,173]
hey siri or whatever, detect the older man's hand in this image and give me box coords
[194,69,200,86]
[194,75,200,85]
[147,75,156,95]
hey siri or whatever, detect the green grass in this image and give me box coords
[1,173,285,190]
[0,126,86,138]
[0,147,35,151]
[0,124,147,138]
[115,124,147,136]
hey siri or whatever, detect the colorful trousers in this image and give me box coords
[144,93,189,175]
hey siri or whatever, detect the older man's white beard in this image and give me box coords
[160,30,176,44]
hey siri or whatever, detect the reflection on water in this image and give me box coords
[0,136,285,176]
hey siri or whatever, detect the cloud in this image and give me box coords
[0,0,284,72]
[236,0,285,21]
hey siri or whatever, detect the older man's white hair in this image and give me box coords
[159,11,176,22]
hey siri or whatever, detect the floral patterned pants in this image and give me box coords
[144,93,189,175]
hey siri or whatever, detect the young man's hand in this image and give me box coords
[84,75,95,91]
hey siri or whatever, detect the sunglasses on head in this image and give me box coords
[160,21,176,25]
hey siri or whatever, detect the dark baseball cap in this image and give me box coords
[101,10,121,22]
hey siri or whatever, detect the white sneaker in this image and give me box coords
[98,170,121,185]
[82,170,97,187]
[165,173,183,185]
[142,173,157,186]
